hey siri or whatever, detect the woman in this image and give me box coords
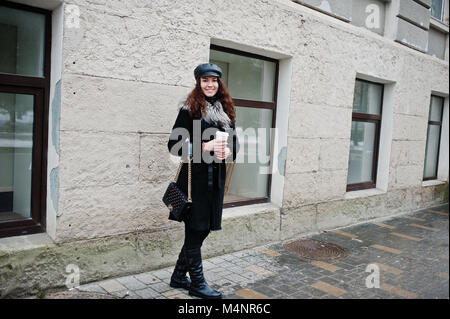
[167,63,240,299]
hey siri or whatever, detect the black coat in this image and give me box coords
[167,107,240,231]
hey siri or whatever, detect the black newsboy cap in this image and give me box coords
[194,63,222,80]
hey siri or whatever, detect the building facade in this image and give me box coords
[0,0,448,296]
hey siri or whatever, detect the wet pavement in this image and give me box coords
[54,203,449,299]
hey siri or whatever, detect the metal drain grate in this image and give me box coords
[283,239,348,261]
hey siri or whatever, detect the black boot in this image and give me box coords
[184,247,222,299]
[170,246,191,290]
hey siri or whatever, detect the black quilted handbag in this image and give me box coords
[162,155,192,222]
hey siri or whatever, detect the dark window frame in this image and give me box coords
[209,44,279,209]
[423,95,444,181]
[0,1,51,238]
[347,79,384,192]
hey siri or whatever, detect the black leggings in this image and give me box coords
[184,226,210,249]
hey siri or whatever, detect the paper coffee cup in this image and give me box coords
[216,131,229,140]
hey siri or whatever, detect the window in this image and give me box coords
[209,45,278,208]
[431,0,444,20]
[0,2,51,238]
[347,79,384,191]
[423,96,444,180]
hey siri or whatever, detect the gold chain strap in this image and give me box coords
[173,157,192,202]
[188,157,192,202]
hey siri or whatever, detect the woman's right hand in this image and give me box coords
[203,139,226,155]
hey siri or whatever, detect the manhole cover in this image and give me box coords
[283,239,348,261]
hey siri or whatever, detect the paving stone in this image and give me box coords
[209,256,227,264]
[211,278,237,288]
[97,279,127,293]
[134,272,162,285]
[250,285,282,297]
[239,271,265,281]
[151,270,172,280]
[51,204,449,299]
[161,289,184,298]
[202,260,216,269]
[235,288,270,299]
[116,276,147,290]
[225,273,252,285]
[209,266,229,274]
[148,282,172,293]
[329,273,358,285]
[134,287,161,299]
[287,291,313,299]
[204,273,223,282]
[221,254,238,262]
[312,281,347,297]
[77,283,107,294]
[271,284,299,295]
[302,285,329,298]
[110,289,141,299]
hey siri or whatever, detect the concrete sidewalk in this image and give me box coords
[52,203,449,299]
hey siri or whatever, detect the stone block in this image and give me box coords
[59,131,139,188]
[280,204,318,240]
[292,56,356,109]
[395,18,429,52]
[316,199,367,231]
[319,138,350,171]
[283,170,347,207]
[56,182,169,240]
[205,204,281,255]
[398,0,430,29]
[389,165,423,189]
[386,188,410,210]
[288,104,352,139]
[385,187,425,214]
[414,0,431,8]
[61,74,191,133]
[390,140,426,167]
[285,137,320,174]
[392,114,428,141]
[63,6,210,86]
[394,84,430,117]
[140,134,180,183]
[360,193,388,219]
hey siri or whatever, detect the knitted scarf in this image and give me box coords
[179,99,232,130]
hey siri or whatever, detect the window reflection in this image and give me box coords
[0,92,34,221]
[0,5,46,77]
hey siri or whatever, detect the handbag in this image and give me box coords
[162,155,192,222]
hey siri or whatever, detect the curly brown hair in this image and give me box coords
[184,78,236,124]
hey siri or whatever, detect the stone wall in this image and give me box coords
[57,0,449,242]
[0,0,448,297]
